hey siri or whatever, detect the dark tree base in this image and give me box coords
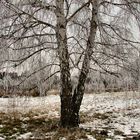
[60,112,80,128]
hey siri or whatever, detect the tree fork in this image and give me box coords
[56,0,98,128]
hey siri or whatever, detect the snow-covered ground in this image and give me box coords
[0,91,140,139]
[0,94,60,115]
[80,92,140,139]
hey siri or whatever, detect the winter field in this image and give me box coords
[0,91,140,140]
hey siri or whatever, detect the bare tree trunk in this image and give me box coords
[56,0,73,127]
[69,0,98,127]
[56,0,98,128]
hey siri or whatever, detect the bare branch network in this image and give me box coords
[0,0,140,127]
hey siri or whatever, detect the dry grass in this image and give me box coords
[0,111,140,140]
[0,111,112,140]
[0,92,140,139]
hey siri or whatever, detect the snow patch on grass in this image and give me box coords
[17,132,32,140]
[0,91,140,139]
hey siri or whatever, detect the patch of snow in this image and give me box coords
[22,117,30,121]
[0,95,60,113]
[80,92,140,138]
[86,135,96,140]
[114,135,125,140]
[59,137,66,140]
[17,132,32,140]
[0,125,3,128]
[107,130,114,137]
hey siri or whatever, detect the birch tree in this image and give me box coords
[0,0,140,128]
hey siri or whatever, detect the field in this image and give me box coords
[0,91,140,140]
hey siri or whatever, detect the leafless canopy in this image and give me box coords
[0,0,140,127]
